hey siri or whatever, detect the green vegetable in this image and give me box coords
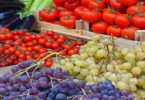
[29,0,43,11]
[38,0,53,10]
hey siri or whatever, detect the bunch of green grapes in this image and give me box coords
[57,36,145,99]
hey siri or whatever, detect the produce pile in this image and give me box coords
[0,0,54,31]
[39,0,145,40]
[0,59,134,100]
[0,28,82,67]
[58,36,145,99]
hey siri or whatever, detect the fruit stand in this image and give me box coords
[0,0,145,100]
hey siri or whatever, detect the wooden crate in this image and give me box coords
[32,10,143,49]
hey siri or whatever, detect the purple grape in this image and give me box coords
[7,86,13,92]
[11,65,20,73]
[45,68,53,76]
[3,96,15,100]
[56,93,67,100]
[12,84,20,91]
[52,69,63,79]
[77,81,85,89]
[30,88,39,95]
[109,96,115,100]
[38,92,47,99]
[127,95,134,100]
[33,72,41,79]
[38,77,49,82]
[67,80,76,89]
[0,88,6,95]
[102,95,109,99]
[20,75,30,83]
[18,59,35,69]
[38,81,49,88]
[0,77,8,83]
[92,97,100,100]
[31,82,39,88]
[19,86,27,92]
[46,97,53,100]
[25,83,32,88]
[25,95,35,100]
[63,70,70,75]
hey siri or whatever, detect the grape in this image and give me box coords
[38,92,47,99]
[19,75,30,83]
[11,65,20,73]
[9,76,18,84]
[132,67,142,75]
[25,95,35,100]
[56,93,67,100]
[38,81,49,88]
[19,86,27,92]
[12,84,20,91]
[30,88,39,95]
[33,72,41,79]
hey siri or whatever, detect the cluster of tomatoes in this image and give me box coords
[0,28,82,67]
[39,0,145,40]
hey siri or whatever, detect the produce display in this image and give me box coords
[1,0,145,100]
[58,36,145,99]
[39,0,145,40]
[0,28,82,67]
[0,59,134,100]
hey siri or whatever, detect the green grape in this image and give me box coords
[91,35,101,42]
[64,62,74,70]
[122,62,132,70]
[74,60,86,67]
[108,73,117,82]
[87,41,96,47]
[125,53,136,61]
[80,69,89,77]
[129,78,138,85]
[88,64,97,71]
[117,81,129,91]
[95,49,107,58]
[132,67,142,75]
[129,84,137,92]
[73,66,81,73]
[121,48,129,56]
[136,61,145,70]
[90,69,98,76]
[107,64,115,72]
[80,53,89,60]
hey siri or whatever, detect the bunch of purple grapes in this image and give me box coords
[73,80,134,100]
[0,60,71,100]
[0,60,134,100]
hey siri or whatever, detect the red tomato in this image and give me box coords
[5,33,13,39]
[127,5,145,15]
[64,1,80,11]
[57,38,64,44]
[53,0,65,6]
[0,34,6,41]
[59,10,73,18]
[45,42,52,48]
[52,42,60,49]
[121,27,138,40]
[132,14,145,29]
[73,48,79,53]
[44,59,53,67]
[73,6,88,19]
[60,15,76,29]
[88,0,106,10]
[81,0,93,7]
[39,48,47,53]
[115,14,131,28]
[91,22,108,34]
[102,0,110,4]
[45,31,54,37]
[120,0,137,7]
[33,45,41,52]
[110,0,125,10]
[64,44,72,51]
[82,10,102,23]
[24,36,32,42]
[65,0,78,3]
[38,39,47,45]
[0,28,10,33]
[102,9,116,24]
[9,47,16,54]
[68,50,76,56]
[107,25,121,37]
[39,7,59,22]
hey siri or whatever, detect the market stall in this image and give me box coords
[0,0,145,100]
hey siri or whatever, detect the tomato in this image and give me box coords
[107,25,121,37]
[53,0,64,6]
[39,7,59,22]
[0,28,10,33]
[102,0,110,4]
[59,34,67,40]
[115,14,131,28]
[73,6,88,19]
[9,47,16,54]
[0,34,6,41]
[102,9,116,24]
[46,31,54,37]
[52,42,60,49]
[127,5,145,15]
[65,0,78,3]
[53,34,59,40]
[5,33,13,39]
[38,38,47,45]
[26,42,34,47]
[19,54,25,59]
[110,0,125,10]
[45,42,52,48]
[121,27,138,40]
[24,36,32,42]
[59,10,73,18]
[68,50,76,56]
[91,22,108,34]
[120,0,137,7]
[56,6,66,11]
[26,55,32,59]
[33,45,41,52]
[44,59,53,67]
[81,0,93,7]
[132,14,145,29]
[64,44,72,51]
[57,38,64,44]
[60,15,76,29]
[39,48,47,53]
[73,48,79,53]
[15,51,21,57]
[82,10,102,23]
[64,1,80,11]
[88,0,106,10]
